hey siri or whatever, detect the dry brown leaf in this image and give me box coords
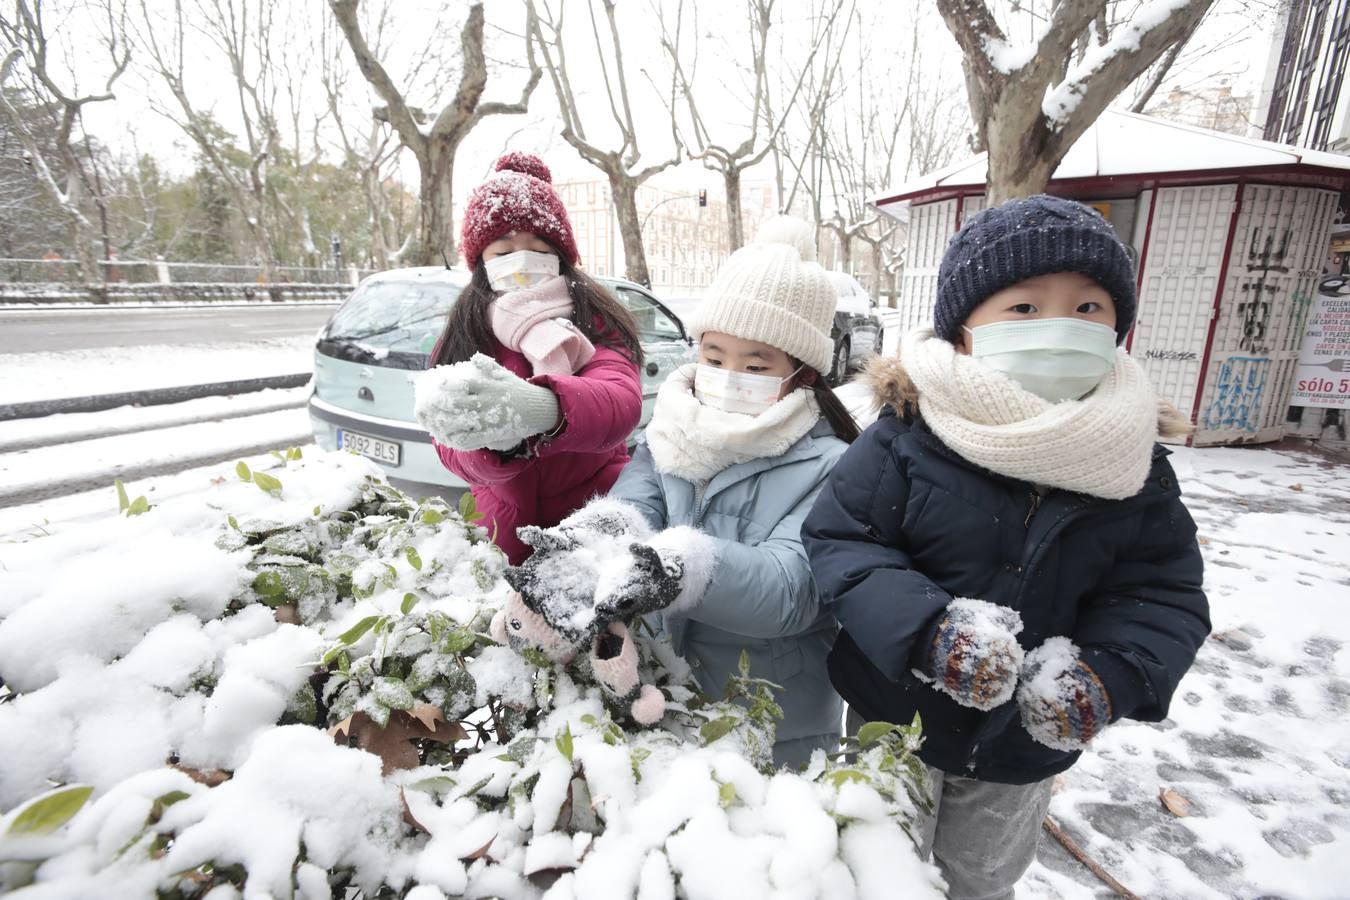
[210,476,227,486]
[1159,786,1193,817]
[171,762,230,787]
[1197,536,1210,545]
[1211,628,1253,652]
[1288,483,1304,492]
[1051,775,1069,795]
[400,787,428,832]
[462,836,495,861]
[273,604,301,625]
[328,709,468,774]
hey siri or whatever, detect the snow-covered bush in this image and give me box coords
[0,449,941,898]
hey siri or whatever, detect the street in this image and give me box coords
[0,303,339,353]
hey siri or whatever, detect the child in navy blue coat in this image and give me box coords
[802,195,1210,900]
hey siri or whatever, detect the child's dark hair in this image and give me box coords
[431,248,644,368]
[792,360,859,443]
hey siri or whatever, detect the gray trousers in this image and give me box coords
[848,710,1053,900]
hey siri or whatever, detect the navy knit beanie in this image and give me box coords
[934,195,1137,345]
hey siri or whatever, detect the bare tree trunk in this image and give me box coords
[936,0,1213,201]
[724,166,743,251]
[331,0,539,266]
[608,173,649,286]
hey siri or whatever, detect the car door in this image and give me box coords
[611,284,696,429]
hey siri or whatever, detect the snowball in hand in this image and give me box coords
[414,353,556,452]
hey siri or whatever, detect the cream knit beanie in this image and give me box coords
[687,216,836,374]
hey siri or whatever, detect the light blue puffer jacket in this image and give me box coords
[610,418,847,768]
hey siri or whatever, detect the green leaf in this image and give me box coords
[443,627,476,654]
[699,716,737,745]
[404,546,423,571]
[126,496,151,517]
[252,571,286,598]
[857,721,899,749]
[288,447,303,461]
[458,491,475,520]
[401,592,419,615]
[555,724,574,762]
[738,649,751,678]
[252,471,283,496]
[270,450,285,462]
[236,461,251,481]
[5,784,93,836]
[718,781,737,808]
[336,615,381,646]
[421,509,446,526]
[114,478,129,513]
[313,505,321,516]
[227,515,240,530]
[825,769,871,788]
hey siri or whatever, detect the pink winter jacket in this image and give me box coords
[431,340,642,564]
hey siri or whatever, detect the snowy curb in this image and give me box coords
[0,373,312,422]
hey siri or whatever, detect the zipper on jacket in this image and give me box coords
[1024,491,1042,527]
[693,479,709,527]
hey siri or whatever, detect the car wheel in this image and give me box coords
[829,338,850,386]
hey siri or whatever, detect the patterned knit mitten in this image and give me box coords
[490,590,581,664]
[926,598,1025,711]
[589,621,665,725]
[1016,637,1113,751]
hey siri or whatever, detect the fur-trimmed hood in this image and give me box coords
[862,354,1194,439]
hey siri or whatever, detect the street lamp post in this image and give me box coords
[331,235,343,284]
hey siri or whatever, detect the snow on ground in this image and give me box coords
[1,336,314,404]
[1021,442,1350,899]
[0,386,307,453]
[0,407,311,503]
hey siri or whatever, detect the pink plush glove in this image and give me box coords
[490,590,580,664]
[589,621,665,725]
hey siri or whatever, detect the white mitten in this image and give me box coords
[414,353,560,451]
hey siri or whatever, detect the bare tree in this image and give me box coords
[0,0,130,283]
[936,0,1214,203]
[330,0,541,267]
[764,0,855,242]
[654,0,840,251]
[135,0,290,283]
[532,0,683,286]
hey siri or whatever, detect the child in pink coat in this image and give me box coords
[415,153,644,564]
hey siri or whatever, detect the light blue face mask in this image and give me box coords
[964,318,1118,403]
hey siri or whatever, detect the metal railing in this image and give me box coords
[0,258,376,286]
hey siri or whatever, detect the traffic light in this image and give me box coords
[698,189,707,207]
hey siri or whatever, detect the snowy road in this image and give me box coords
[0,303,337,352]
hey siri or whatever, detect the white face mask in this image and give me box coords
[483,250,560,291]
[965,318,1118,403]
[693,363,802,415]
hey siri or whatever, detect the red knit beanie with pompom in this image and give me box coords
[460,152,579,269]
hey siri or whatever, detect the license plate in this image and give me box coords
[338,429,401,466]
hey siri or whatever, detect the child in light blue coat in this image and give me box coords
[504,217,858,768]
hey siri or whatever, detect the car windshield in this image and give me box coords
[324,278,462,357]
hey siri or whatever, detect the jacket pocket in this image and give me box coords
[772,642,805,683]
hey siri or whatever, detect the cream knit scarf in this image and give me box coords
[901,328,1160,500]
[645,364,820,482]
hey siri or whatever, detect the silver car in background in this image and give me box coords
[307,267,694,491]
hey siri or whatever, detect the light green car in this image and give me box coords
[307,267,695,491]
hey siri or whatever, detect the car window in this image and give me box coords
[616,287,684,341]
[324,279,462,355]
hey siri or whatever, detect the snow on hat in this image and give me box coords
[460,152,579,269]
[688,215,836,374]
[934,194,1138,345]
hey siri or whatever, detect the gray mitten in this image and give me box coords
[414,353,560,451]
[517,497,653,555]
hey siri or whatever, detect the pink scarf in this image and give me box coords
[488,275,596,376]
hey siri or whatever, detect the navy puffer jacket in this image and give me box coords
[802,357,1210,785]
